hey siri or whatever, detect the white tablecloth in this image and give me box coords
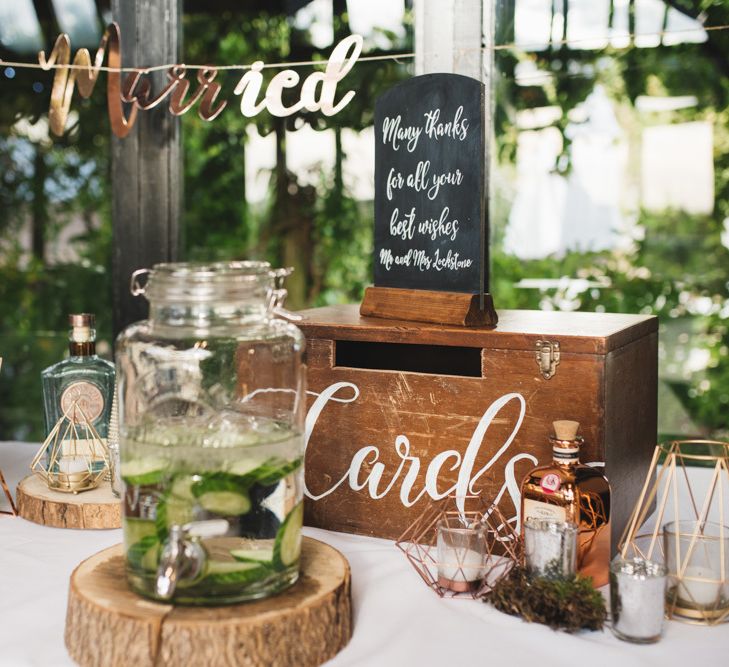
[1,440,727,667]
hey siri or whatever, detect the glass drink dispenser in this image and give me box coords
[115,262,305,605]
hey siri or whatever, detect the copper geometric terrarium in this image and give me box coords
[618,440,729,625]
[30,399,109,494]
[396,494,520,599]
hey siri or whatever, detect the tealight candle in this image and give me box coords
[663,520,729,621]
[436,518,487,593]
[677,565,721,607]
[58,456,89,474]
[438,547,486,582]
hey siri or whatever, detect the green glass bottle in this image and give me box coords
[41,313,115,441]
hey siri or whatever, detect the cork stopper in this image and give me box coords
[550,420,582,463]
[68,313,96,351]
[553,420,579,440]
[69,313,95,327]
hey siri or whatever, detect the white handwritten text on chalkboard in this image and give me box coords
[374,74,485,294]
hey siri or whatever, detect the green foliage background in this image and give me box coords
[0,2,727,443]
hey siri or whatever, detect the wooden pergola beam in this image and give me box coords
[110,0,183,336]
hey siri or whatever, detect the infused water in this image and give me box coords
[121,414,303,605]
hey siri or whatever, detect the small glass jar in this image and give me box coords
[610,556,666,643]
[664,520,729,622]
[436,516,488,592]
[523,518,578,580]
[116,262,306,605]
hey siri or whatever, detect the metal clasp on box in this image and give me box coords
[535,340,560,379]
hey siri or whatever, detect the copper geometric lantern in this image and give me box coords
[396,494,520,599]
[618,440,729,625]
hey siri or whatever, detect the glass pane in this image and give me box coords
[493,0,729,443]
[181,0,413,309]
[0,3,113,442]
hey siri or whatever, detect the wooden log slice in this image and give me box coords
[65,537,352,667]
[16,474,121,529]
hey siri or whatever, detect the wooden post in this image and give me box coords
[413,0,497,305]
[111,0,182,337]
[414,0,485,81]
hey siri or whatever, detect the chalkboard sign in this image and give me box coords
[373,73,487,296]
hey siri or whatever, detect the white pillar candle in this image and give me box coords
[437,547,486,582]
[679,565,722,607]
[58,457,88,474]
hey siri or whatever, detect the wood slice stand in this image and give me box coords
[16,474,121,529]
[360,286,498,327]
[65,537,352,667]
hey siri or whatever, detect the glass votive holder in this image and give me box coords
[524,518,578,580]
[610,556,667,643]
[436,517,488,592]
[663,520,729,622]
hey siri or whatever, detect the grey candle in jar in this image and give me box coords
[524,518,578,579]
[610,556,666,644]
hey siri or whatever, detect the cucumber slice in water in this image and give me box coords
[198,490,251,516]
[255,457,302,486]
[155,495,196,541]
[204,560,269,585]
[155,499,169,540]
[230,548,275,565]
[123,517,157,549]
[166,495,195,526]
[228,457,302,486]
[273,502,303,570]
[192,473,243,496]
[121,459,166,486]
[170,475,197,501]
[126,534,160,572]
[227,457,269,478]
[141,542,161,571]
[193,473,251,515]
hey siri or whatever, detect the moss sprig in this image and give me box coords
[483,565,607,633]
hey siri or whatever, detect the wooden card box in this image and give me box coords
[298,305,658,553]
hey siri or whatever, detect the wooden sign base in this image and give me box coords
[360,286,498,327]
[16,474,121,529]
[65,537,352,667]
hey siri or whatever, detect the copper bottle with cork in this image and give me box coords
[520,420,611,586]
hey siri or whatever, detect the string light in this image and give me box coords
[0,24,726,75]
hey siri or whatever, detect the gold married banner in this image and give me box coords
[4,21,727,137]
[36,23,363,137]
